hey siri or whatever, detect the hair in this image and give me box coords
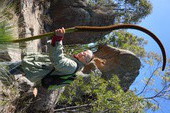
[86,50,94,63]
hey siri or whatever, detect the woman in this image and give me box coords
[9,27,94,90]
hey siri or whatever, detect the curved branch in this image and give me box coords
[4,24,166,71]
[75,24,166,71]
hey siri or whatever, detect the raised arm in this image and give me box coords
[48,28,77,74]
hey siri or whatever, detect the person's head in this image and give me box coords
[74,50,94,65]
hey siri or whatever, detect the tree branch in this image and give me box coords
[144,85,167,99]
[137,66,161,96]
[54,104,92,112]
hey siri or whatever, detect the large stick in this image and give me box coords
[1,24,166,71]
[11,27,77,43]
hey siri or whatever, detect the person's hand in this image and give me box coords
[51,27,65,46]
[55,27,65,37]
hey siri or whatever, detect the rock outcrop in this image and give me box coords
[49,0,115,45]
[94,45,140,91]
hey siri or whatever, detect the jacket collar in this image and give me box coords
[71,57,85,72]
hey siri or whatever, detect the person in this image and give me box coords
[9,27,94,90]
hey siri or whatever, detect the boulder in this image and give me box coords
[83,45,141,91]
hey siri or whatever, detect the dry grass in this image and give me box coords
[0,1,20,113]
[0,64,20,113]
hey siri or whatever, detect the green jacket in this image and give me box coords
[21,41,85,86]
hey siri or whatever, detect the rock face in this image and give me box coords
[49,0,115,45]
[82,45,141,91]
[13,0,64,112]
[18,0,43,53]
[94,45,141,91]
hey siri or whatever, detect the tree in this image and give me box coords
[98,30,147,57]
[87,0,152,24]
[57,74,147,112]
[136,52,170,112]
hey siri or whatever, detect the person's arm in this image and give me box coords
[48,28,77,74]
[50,27,64,47]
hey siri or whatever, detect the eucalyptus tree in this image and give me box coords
[88,0,152,23]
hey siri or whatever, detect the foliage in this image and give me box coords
[88,0,152,23]
[64,44,90,56]
[94,30,148,58]
[138,52,170,98]
[57,74,148,112]
[115,0,152,23]
[0,21,15,43]
[0,1,20,112]
[0,0,18,47]
[0,18,13,43]
[108,31,147,57]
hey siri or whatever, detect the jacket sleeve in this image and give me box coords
[47,40,78,74]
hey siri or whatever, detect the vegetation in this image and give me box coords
[88,0,152,23]
[0,1,20,112]
[57,74,146,112]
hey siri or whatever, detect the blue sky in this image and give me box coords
[130,0,170,113]
[138,0,170,58]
